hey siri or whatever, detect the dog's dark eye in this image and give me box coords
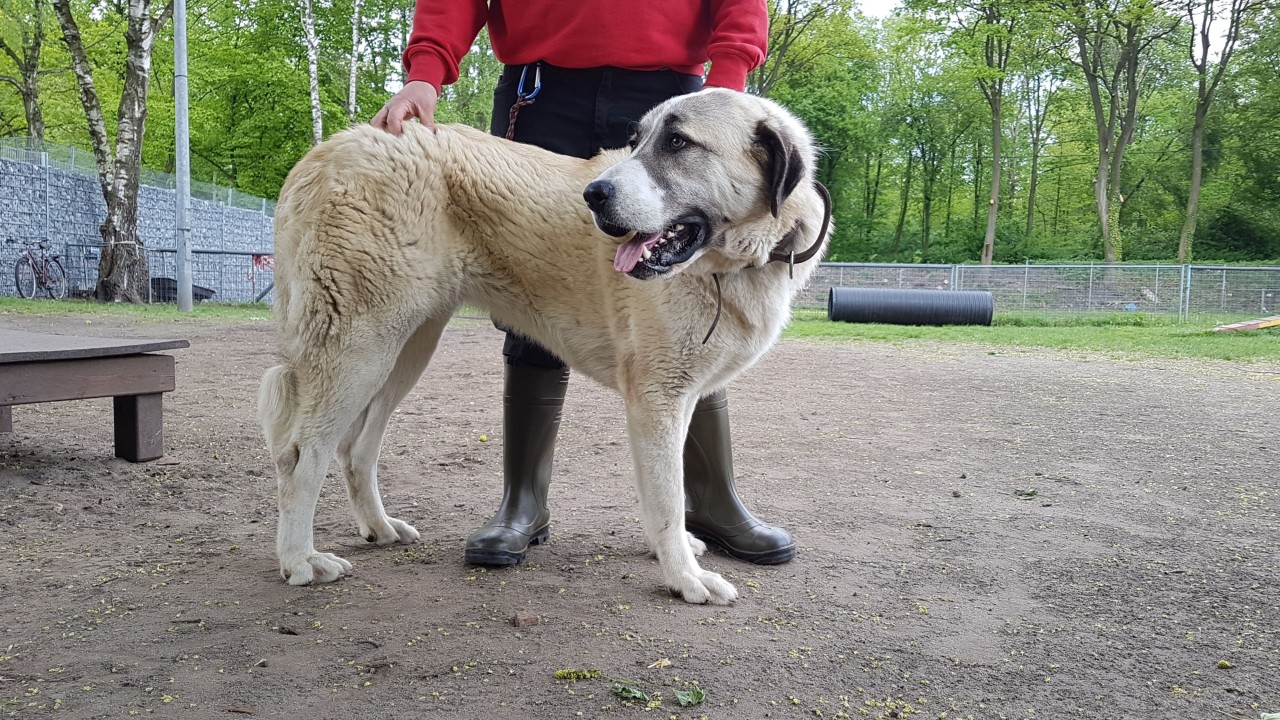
[669,134,687,150]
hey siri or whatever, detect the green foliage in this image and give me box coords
[1,0,1277,262]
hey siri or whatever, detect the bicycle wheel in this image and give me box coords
[14,257,36,299]
[43,259,68,299]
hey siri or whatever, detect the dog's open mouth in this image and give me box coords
[610,216,709,279]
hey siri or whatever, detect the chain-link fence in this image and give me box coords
[4,138,1279,320]
[803,262,1280,321]
[55,243,275,303]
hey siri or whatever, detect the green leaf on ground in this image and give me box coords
[674,685,706,707]
[612,682,649,702]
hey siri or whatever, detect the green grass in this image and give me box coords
[3,297,1277,362]
[0,297,273,323]
[784,309,1280,361]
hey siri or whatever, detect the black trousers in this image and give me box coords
[490,63,704,368]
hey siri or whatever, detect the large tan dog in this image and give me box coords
[258,89,830,605]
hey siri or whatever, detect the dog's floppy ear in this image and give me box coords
[755,120,805,218]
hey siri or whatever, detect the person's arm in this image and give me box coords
[371,0,487,134]
[704,0,768,91]
[401,0,488,93]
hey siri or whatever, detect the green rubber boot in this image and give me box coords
[464,361,568,566]
[684,390,797,564]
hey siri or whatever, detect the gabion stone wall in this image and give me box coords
[1,155,274,299]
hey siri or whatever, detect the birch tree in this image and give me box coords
[301,0,322,143]
[347,0,361,122]
[53,0,172,302]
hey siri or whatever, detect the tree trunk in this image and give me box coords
[981,94,1001,266]
[892,152,914,255]
[1025,124,1042,240]
[347,0,362,122]
[302,0,323,143]
[972,134,983,231]
[53,0,170,302]
[921,183,932,255]
[1095,158,1113,262]
[19,66,44,140]
[1052,165,1062,236]
[1177,111,1207,262]
[945,142,956,243]
[864,149,883,243]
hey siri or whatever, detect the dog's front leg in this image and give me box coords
[625,396,738,605]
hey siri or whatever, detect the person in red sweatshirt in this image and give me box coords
[371,1,797,569]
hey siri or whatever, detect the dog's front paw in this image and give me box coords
[686,532,708,556]
[281,552,353,586]
[360,516,421,546]
[669,568,738,605]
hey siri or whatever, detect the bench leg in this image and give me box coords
[1,406,10,433]
[113,394,164,462]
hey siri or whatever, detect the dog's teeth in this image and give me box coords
[642,248,652,260]
[674,224,685,232]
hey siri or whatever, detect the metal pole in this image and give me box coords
[1022,259,1029,312]
[174,0,194,311]
[43,152,50,245]
[1087,263,1094,312]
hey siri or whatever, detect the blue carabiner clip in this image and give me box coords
[516,63,542,101]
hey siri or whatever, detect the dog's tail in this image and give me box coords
[258,364,296,455]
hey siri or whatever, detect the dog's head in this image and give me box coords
[584,89,817,279]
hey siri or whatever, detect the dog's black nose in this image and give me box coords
[583,180,614,212]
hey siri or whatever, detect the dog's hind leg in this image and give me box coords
[270,331,416,586]
[624,395,739,605]
[337,317,448,548]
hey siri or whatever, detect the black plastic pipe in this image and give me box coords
[827,287,994,326]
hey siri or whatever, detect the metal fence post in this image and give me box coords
[1220,269,1227,312]
[1022,260,1029,312]
[1087,263,1095,311]
[42,152,50,245]
[1183,265,1193,322]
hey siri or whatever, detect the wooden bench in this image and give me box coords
[0,329,189,462]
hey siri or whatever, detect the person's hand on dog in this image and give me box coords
[372,80,439,135]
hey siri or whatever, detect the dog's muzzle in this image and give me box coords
[584,182,711,279]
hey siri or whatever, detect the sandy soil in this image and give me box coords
[1,312,1277,720]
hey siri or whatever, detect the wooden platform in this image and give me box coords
[1212,315,1280,333]
[0,329,189,462]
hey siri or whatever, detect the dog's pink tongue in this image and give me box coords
[613,232,662,273]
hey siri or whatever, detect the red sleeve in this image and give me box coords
[704,0,768,91]
[401,0,488,92]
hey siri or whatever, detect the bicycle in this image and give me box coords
[6,239,68,300]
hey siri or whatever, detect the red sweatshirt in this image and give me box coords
[402,0,768,93]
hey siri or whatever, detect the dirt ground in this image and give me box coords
[1,312,1277,720]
